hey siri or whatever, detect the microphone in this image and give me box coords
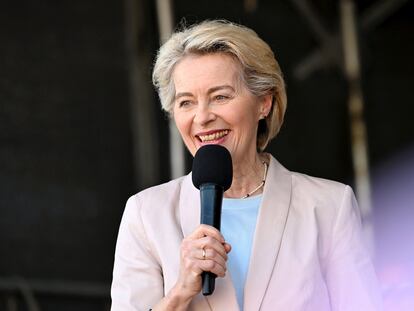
[192,145,233,296]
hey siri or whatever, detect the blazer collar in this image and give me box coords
[244,155,292,310]
[179,155,292,311]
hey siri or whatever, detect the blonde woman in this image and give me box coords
[111,20,382,311]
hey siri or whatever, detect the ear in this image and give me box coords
[259,94,273,118]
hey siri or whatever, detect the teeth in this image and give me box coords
[199,130,228,142]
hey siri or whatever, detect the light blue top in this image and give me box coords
[221,194,262,310]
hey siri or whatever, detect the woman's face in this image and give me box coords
[172,53,271,164]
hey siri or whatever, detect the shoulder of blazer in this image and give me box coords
[289,170,350,208]
[128,174,191,218]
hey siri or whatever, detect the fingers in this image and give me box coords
[224,242,232,253]
[187,224,230,259]
[194,235,228,260]
[180,225,231,276]
[175,225,232,299]
[198,258,227,277]
[191,246,227,277]
[194,247,226,270]
[187,224,225,243]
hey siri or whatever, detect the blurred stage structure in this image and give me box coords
[0,277,109,311]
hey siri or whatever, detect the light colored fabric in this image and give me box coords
[111,155,383,311]
[221,195,262,310]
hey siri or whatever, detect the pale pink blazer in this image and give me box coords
[111,156,382,311]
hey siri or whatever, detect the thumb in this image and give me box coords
[224,242,232,253]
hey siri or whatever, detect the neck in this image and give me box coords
[225,152,267,199]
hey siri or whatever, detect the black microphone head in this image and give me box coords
[192,145,233,191]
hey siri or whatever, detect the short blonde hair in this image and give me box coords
[152,20,287,151]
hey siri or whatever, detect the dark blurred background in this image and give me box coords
[1,0,413,310]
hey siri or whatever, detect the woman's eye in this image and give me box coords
[215,95,228,101]
[178,100,191,108]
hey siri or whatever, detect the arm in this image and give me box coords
[152,225,231,311]
[111,196,230,311]
[324,186,383,310]
[111,196,164,310]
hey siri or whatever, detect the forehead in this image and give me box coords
[172,53,241,91]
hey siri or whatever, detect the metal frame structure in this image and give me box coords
[290,0,410,252]
[156,0,186,179]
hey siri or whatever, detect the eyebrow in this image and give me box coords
[175,85,235,100]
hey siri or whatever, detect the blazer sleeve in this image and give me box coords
[111,195,163,311]
[324,186,383,310]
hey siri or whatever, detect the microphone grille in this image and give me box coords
[192,145,233,191]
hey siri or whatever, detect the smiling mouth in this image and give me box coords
[197,130,229,142]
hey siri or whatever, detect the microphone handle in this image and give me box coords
[199,184,223,296]
[202,272,216,296]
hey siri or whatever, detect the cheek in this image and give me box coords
[233,111,259,133]
[174,112,188,133]
[174,114,196,150]
[231,113,260,147]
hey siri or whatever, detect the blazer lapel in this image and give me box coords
[244,156,292,311]
[179,174,239,311]
[179,173,200,238]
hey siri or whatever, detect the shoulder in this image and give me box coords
[286,170,360,238]
[135,175,187,202]
[268,155,357,225]
[124,175,189,220]
[268,154,352,207]
[291,171,352,205]
[289,170,358,225]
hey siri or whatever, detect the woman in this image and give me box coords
[111,20,382,310]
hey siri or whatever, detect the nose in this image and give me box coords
[193,103,216,126]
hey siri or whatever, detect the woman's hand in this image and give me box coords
[155,224,231,310]
[177,224,231,296]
